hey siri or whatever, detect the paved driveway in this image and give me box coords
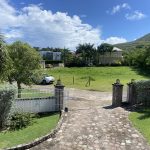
[30,88,150,150]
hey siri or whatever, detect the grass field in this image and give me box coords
[129,108,150,144]
[0,113,59,149]
[45,67,149,91]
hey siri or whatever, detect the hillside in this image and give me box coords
[114,33,150,51]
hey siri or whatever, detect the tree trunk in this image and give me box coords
[17,82,21,98]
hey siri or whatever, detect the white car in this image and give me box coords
[41,74,55,84]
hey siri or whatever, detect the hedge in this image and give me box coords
[134,80,150,105]
[0,85,16,129]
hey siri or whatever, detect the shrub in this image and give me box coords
[9,112,37,130]
[134,80,150,105]
[0,85,16,130]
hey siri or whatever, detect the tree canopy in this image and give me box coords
[0,34,10,80]
[124,47,150,68]
[7,41,41,92]
[97,43,113,54]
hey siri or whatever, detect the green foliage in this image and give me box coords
[9,113,37,130]
[62,48,74,66]
[66,55,86,67]
[97,43,113,54]
[0,43,8,77]
[0,113,59,149]
[0,85,16,129]
[76,43,96,66]
[134,80,150,105]
[7,41,42,91]
[124,47,150,67]
[0,35,11,81]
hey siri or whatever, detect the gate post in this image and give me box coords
[55,79,65,111]
[127,79,136,105]
[112,79,124,107]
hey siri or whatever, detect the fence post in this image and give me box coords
[55,79,65,111]
[127,79,136,105]
[112,79,124,107]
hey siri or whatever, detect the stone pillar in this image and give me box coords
[127,79,136,105]
[112,79,124,107]
[55,79,65,111]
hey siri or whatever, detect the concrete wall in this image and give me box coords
[12,97,56,113]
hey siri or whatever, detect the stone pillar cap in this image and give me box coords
[55,79,65,87]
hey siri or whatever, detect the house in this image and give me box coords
[99,47,123,65]
[39,51,62,61]
[39,51,63,68]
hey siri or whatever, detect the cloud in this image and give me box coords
[0,0,103,49]
[0,0,127,49]
[109,3,130,15]
[103,37,127,44]
[125,11,146,20]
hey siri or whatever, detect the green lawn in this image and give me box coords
[129,108,150,144]
[45,67,149,91]
[0,113,59,149]
[18,88,52,99]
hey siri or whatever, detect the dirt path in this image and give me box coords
[30,92,150,150]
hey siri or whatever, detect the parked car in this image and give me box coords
[32,74,55,85]
[40,74,55,84]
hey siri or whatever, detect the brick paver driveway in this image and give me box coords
[30,89,150,150]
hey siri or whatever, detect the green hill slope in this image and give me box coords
[114,33,150,51]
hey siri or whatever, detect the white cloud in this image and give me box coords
[0,0,103,49]
[0,0,127,49]
[103,37,127,44]
[122,3,130,9]
[125,11,146,20]
[109,3,130,15]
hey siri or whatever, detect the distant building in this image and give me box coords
[99,47,123,65]
[39,51,63,68]
[39,51,62,61]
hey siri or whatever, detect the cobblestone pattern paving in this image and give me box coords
[31,97,150,150]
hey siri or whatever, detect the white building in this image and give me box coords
[39,51,62,61]
[99,47,123,65]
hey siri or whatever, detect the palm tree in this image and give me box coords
[76,43,95,66]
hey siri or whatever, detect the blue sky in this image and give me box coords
[0,0,149,49]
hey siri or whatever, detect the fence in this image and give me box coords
[11,80,66,113]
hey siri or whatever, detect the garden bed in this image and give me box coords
[0,113,59,149]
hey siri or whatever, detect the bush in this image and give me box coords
[134,80,150,105]
[9,112,37,130]
[0,85,16,130]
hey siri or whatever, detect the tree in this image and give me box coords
[76,43,96,66]
[0,34,10,80]
[7,41,41,97]
[124,46,150,68]
[97,43,113,65]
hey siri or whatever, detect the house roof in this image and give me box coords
[112,47,123,52]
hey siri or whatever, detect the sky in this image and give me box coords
[0,0,149,50]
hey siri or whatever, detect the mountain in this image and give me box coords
[114,33,150,51]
